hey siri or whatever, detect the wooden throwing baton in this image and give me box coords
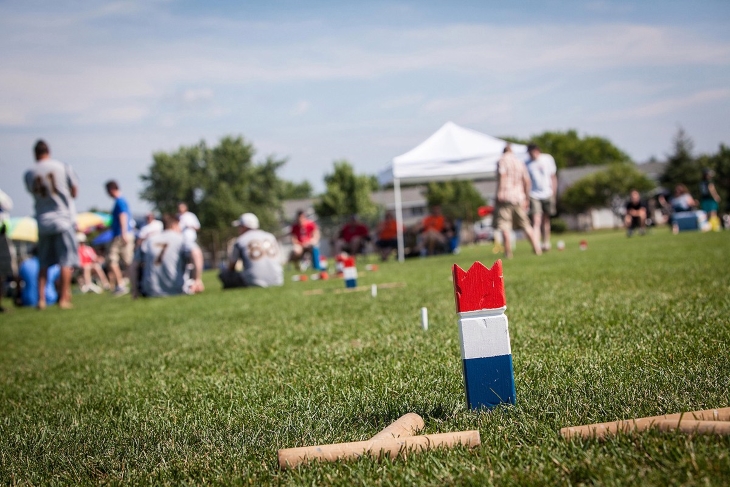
[278,430,480,470]
[560,407,730,439]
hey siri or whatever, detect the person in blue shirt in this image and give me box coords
[18,250,60,307]
[105,180,134,296]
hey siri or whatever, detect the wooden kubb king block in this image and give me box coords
[452,260,516,410]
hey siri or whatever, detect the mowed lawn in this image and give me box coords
[1,230,729,485]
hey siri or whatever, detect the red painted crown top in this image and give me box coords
[452,260,506,313]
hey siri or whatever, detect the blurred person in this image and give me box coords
[219,213,283,289]
[177,202,200,244]
[495,145,542,258]
[0,189,20,311]
[375,211,402,261]
[105,180,134,296]
[18,248,60,307]
[136,213,163,247]
[24,140,79,309]
[334,215,370,256]
[699,168,721,228]
[624,190,647,237]
[526,144,557,251]
[131,214,204,298]
[289,210,320,268]
[669,184,697,234]
[420,205,451,256]
[77,233,109,293]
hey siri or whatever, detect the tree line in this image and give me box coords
[139,130,730,230]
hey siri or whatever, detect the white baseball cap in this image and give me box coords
[232,213,259,229]
[76,232,87,243]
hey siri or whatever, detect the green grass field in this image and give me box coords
[2,230,729,485]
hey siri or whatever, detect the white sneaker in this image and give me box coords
[113,286,129,297]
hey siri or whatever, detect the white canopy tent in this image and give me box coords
[377,121,528,261]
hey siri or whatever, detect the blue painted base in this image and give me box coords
[462,354,516,410]
[345,278,357,288]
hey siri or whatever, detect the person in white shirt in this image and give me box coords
[24,140,80,309]
[136,213,163,247]
[177,202,200,244]
[525,144,558,251]
[131,214,204,298]
[219,213,284,289]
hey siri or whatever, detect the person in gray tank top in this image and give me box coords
[219,213,284,289]
[131,214,204,298]
[23,140,80,309]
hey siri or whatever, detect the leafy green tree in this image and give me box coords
[140,136,287,231]
[660,128,702,197]
[502,130,632,168]
[314,160,379,219]
[561,163,655,214]
[697,143,730,210]
[424,180,485,222]
[279,180,313,200]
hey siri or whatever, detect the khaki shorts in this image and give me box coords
[497,203,532,233]
[530,197,555,216]
[108,236,134,267]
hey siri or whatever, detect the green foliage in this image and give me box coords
[502,130,632,168]
[140,136,287,231]
[2,232,730,484]
[424,180,485,221]
[561,163,655,213]
[697,143,730,209]
[550,217,568,234]
[314,160,379,219]
[279,180,313,200]
[660,128,702,197]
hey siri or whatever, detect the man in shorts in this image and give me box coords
[24,140,79,309]
[105,180,135,295]
[526,144,558,251]
[495,145,542,259]
[0,189,19,311]
[219,213,283,289]
[131,214,204,298]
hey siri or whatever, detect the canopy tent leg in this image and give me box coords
[394,178,405,263]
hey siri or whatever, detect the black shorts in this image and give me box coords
[376,239,398,249]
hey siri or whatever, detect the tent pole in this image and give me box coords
[394,178,405,262]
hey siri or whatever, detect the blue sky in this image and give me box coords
[2,0,729,216]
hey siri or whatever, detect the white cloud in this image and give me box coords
[2,5,729,128]
[593,88,730,120]
[76,104,151,124]
[181,88,214,104]
[291,100,311,116]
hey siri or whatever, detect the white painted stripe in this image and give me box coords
[343,267,357,279]
[458,306,506,319]
[458,313,511,360]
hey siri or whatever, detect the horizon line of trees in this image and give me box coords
[138,129,730,229]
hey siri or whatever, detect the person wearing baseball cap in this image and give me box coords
[219,212,283,289]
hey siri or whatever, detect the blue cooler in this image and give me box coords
[674,211,699,231]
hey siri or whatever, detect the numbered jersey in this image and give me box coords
[230,229,284,287]
[24,159,79,235]
[137,230,195,297]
